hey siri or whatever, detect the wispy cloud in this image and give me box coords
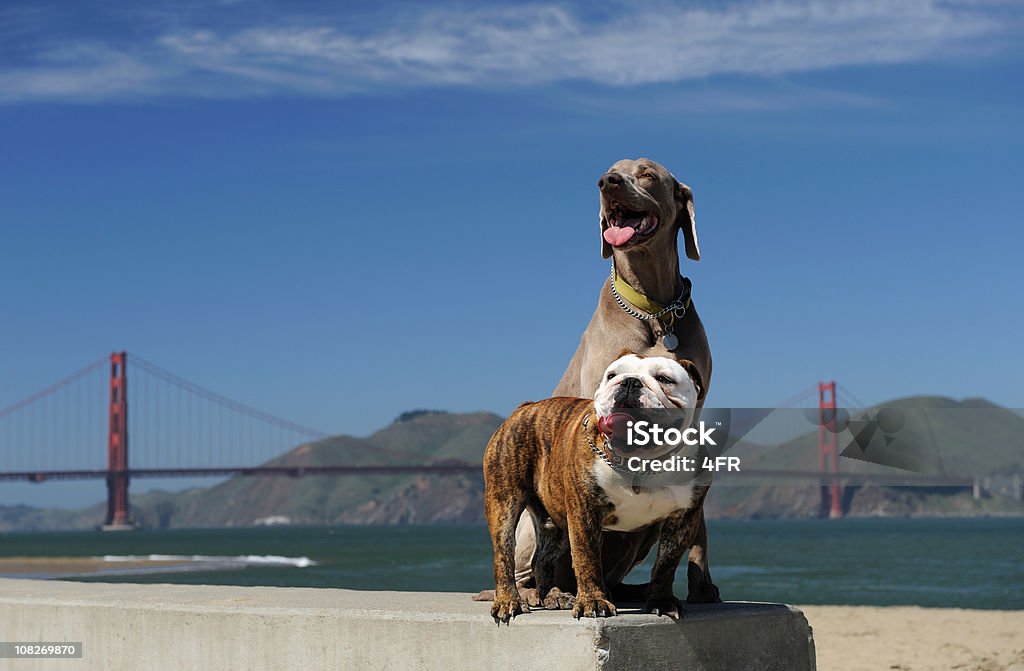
[0,0,1018,103]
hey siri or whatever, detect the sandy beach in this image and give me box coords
[802,605,1024,671]
[0,556,219,579]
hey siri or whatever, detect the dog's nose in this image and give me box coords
[598,172,624,190]
[620,377,643,391]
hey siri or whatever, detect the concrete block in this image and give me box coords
[0,578,814,670]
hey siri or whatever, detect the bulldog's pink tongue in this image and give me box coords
[604,225,636,247]
[598,413,632,439]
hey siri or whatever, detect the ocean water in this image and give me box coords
[1,518,1021,609]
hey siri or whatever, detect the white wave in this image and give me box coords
[96,554,316,568]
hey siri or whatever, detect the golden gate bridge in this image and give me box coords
[0,352,972,529]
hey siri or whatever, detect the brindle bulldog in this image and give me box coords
[485,353,715,623]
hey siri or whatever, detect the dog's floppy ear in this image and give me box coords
[677,359,705,401]
[600,210,612,259]
[674,180,700,261]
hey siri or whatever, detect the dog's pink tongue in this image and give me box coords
[604,225,636,247]
[598,413,632,439]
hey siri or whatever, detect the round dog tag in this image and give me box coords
[662,333,679,350]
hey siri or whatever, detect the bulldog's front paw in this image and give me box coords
[645,595,685,619]
[541,587,576,610]
[491,594,529,624]
[686,580,721,604]
[572,594,617,619]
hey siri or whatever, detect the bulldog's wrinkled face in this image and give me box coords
[593,354,698,428]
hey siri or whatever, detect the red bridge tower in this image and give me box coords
[818,381,843,519]
[104,352,133,530]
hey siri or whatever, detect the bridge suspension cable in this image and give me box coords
[775,384,820,408]
[127,353,327,439]
[0,356,107,418]
[835,384,868,408]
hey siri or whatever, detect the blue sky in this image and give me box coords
[1,1,1023,506]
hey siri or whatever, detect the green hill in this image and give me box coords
[164,410,503,527]
[2,398,1021,531]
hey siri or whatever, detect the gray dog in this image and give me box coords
[510,157,719,607]
[554,157,711,399]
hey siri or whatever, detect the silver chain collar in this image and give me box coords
[608,267,690,322]
[581,414,620,468]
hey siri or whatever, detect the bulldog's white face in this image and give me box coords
[593,354,699,426]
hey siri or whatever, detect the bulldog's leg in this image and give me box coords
[477,512,569,609]
[566,500,616,619]
[486,487,531,624]
[604,526,661,602]
[531,514,574,610]
[685,510,721,604]
[644,506,720,619]
[644,510,695,619]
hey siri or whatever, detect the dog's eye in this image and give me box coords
[639,172,656,181]
[655,375,674,384]
[606,372,617,380]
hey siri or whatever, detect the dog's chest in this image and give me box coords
[592,461,697,532]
